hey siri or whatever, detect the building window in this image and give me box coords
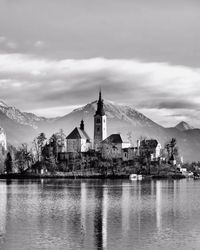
[97,118,101,123]
[97,127,100,132]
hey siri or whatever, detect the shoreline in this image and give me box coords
[0,173,186,180]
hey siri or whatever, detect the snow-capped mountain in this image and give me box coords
[175,121,194,131]
[52,100,165,139]
[0,99,200,161]
[0,101,55,129]
[0,101,8,108]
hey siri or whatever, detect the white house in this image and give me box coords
[66,120,92,153]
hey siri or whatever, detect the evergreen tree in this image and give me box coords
[5,152,12,174]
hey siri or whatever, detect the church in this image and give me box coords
[93,90,131,159]
[65,90,130,157]
[65,90,107,153]
[66,120,92,153]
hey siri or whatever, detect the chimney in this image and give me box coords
[80,120,84,130]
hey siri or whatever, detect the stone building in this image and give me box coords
[122,147,138,161]
[101,134,123,159]
[66,120,92,153]
[94,90,107,151]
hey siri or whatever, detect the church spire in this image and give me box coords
[99,88,102,101]
[80,119,84,130]
[95,89,105,116]
[94,89,107,151]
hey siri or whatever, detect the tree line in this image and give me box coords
[0,130,183,176]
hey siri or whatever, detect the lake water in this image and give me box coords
[0,179,200,250]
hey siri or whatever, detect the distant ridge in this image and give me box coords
[175,121,194,131]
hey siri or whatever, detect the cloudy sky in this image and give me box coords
[0,0,200,127]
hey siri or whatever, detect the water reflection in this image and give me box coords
[94,185,104,249]
[0,182,7,243]
[0,179,200,250]
[121,183,130,238]
[81,182,87,233]
[156,181,162,231]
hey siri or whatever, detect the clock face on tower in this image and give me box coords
[94,116,102,137]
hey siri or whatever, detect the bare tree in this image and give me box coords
[127,131,134,146]
[32,132,47,162]
[15,144,33,173]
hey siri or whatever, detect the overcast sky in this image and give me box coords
[0,0,200,127]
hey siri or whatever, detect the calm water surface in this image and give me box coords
[0,179,200,250]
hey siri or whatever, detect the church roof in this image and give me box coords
[95,90,105,116]
[66,127,91,141]
[102,134,123,144]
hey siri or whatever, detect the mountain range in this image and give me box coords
[0,100,200,162]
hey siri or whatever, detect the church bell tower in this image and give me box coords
[94,90,107,151]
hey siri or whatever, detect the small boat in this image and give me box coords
[129,174,137,181]
[187,172,194,178]
[129,174,143,181]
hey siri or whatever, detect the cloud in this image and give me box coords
[0,53,200,126]
[143,100,199,110]
[0,0,200,67]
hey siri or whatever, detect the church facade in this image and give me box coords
[93,91,107,151]
[66,120,92,153]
